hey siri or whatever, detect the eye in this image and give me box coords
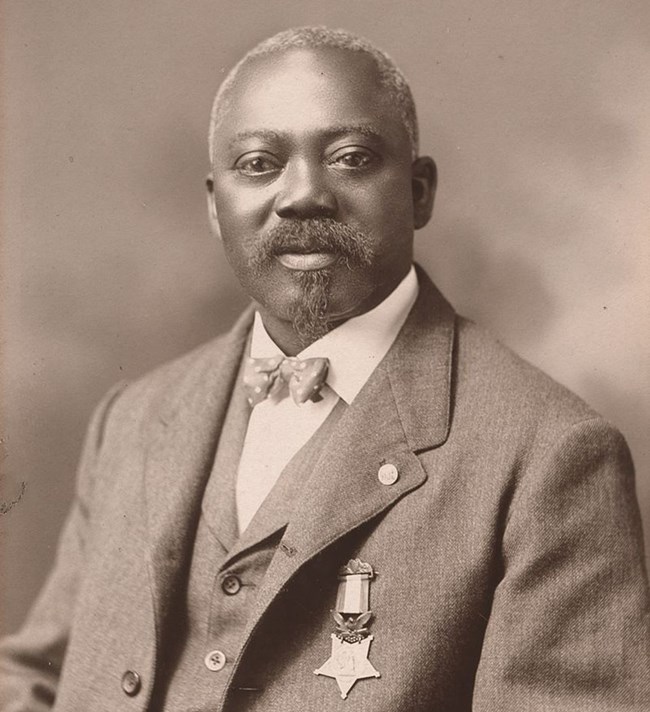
[234,152,282,176]
[328,147,377,170]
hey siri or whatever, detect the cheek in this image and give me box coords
[342,172,413,228]
[213,181,273,234]
[353,176,415,267]
[381,170,415,216]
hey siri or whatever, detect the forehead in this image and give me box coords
[214,48,409,151]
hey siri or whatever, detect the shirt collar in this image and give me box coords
[250,265,419,404]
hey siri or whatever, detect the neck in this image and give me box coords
[256,309,335,356]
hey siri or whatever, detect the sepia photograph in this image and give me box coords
[1,1,649,709]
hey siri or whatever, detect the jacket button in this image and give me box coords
[121,670,141,696]
[205,649,227,671]
[222,574,242,595]
[378,463,399,485]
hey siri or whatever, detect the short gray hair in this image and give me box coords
[208,26,419,162]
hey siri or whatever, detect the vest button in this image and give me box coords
[222,574,242,595]
[121,670,141,696]
[204,649,227,671]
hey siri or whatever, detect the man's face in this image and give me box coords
[209,47,434,345]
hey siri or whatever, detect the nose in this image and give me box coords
[274,160,338,219]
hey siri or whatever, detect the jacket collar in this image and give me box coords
[387,265,455,452]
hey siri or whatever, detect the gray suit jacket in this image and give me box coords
[1,270,649,711]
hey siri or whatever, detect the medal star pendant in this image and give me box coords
[314,634,381,699]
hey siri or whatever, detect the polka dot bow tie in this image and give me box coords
[243,355,330,406]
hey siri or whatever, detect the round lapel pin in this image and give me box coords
[377,463,399,485]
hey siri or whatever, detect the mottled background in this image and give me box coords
[1,0,648,635]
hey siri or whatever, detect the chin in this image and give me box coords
[326,279,381,320]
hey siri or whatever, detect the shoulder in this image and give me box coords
[450,315,618,453]
[430,317,639,551]
[122,333,230,401]
[455,316,593,413]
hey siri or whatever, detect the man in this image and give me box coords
[1,26,648,712]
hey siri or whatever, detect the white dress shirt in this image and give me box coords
[235,266,419,533]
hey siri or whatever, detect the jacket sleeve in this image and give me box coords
[0,383,127,712]
[473,417,650,711]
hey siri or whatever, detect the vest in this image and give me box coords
[151,369,346,711]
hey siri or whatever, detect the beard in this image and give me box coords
[250,218,374,344]
[289,269,332,343]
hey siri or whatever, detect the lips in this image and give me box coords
[276,252,338,270]
[251,218,373,274]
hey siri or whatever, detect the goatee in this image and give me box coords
[289,269,332,344]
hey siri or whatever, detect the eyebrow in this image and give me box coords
[230,129,282,147]
[320,123,385,142]
[229,123,385,149]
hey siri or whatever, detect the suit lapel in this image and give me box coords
[142,307,253,633]
[235,270,457,650]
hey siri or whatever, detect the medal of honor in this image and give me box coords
[314,559,381,699]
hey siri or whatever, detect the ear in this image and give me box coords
[411,156,437,230]
[205,174,221,240]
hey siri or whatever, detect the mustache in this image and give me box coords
[250,218,373,271]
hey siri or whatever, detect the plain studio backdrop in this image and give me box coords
[1,0,649,636]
